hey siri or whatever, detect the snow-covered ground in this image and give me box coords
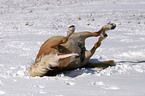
[0,0,145,96]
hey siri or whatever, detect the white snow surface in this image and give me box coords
[0,0,145,96]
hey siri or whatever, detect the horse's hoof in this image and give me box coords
[104,34,108,37]
[110,23,116,29]
[69,25,75,28]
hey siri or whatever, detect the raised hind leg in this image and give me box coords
[51,25,76,48]
[36,25,75,59]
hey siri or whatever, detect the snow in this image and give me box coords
[0,0,145,96]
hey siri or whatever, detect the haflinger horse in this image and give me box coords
[28,23,116,77]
